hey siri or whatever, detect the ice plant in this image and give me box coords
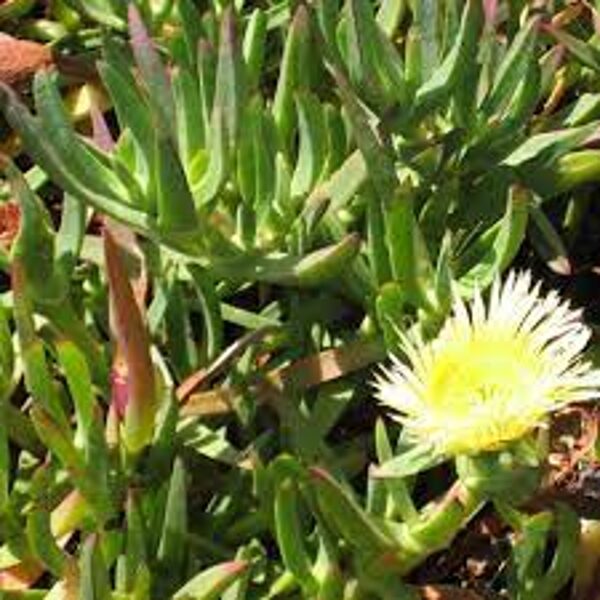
[375,270,600,458]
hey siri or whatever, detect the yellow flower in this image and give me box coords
[374,271,600,456]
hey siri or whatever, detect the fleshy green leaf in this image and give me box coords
[373,443,443,479]
[310,467,393,555]
[172,560,249,600]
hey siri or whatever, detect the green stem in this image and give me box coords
[394,481,484,574]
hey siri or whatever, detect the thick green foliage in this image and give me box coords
[1,1,600,598]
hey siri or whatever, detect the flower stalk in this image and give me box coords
[393,481,483,575]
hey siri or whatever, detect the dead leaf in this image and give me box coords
[0,32,97,90]
[181,337,385,417]
[0,33,52,89]
[0,200,19,250]
[176,326,276,401]
[0,560,43,591]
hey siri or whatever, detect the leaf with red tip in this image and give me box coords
[128,3,175,136]
[104,226,156,454]
[212,6,245,150]
[483,0,498,27]
[90,105,115,153]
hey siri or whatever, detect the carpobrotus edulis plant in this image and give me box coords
[375,270,600,458]
[354,272,600,590]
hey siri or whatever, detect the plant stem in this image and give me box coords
[394,481,484,575]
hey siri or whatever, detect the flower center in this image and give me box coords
[426,328,544,418]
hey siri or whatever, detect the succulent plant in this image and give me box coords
[3,1,600,598]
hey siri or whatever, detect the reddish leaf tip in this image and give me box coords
[128,2,151,49]
[483,0,498,27]
[90,106,114,152]
[225,560,249,575]
[127,2,141,24]
[308,466,330,481]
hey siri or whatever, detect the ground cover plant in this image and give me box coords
[2,0,600,598]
